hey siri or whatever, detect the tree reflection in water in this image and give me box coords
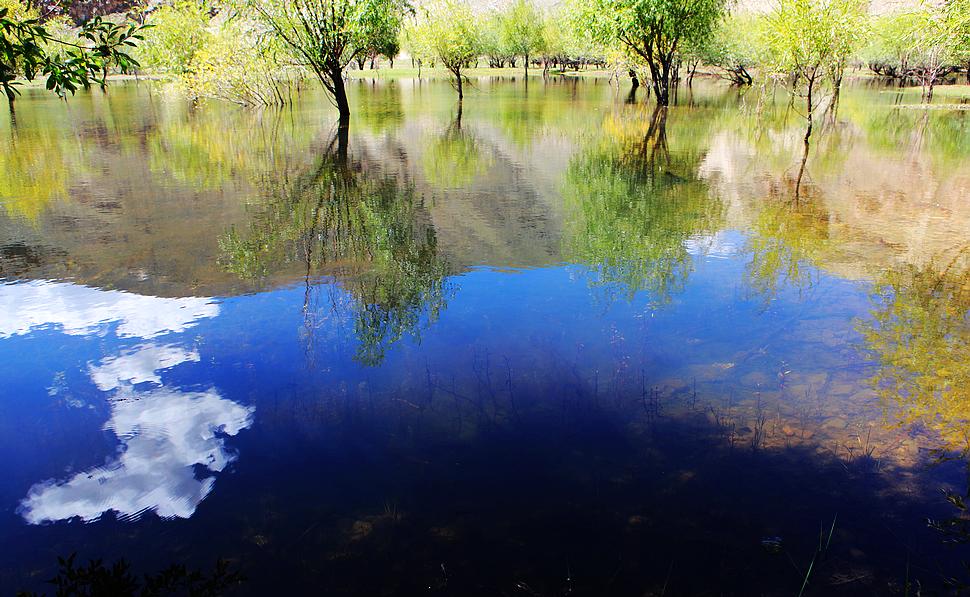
[861,247,970,453]
[219,127,450,366]
[562,105,724,306]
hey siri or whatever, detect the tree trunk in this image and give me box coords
[454,68,463,100]
[648,56,671,107]
[328,65,351,121]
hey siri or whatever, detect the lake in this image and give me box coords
[1,76,969,594]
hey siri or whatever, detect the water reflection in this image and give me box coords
[861,248,970,452]
[422,107,492,190]
[562,106,723,305]
[0,280,253,525]
[219,129,450,365]
[88,344,200,391]
[0,280,218,338]
[3,79,970,592]
[20,384,252,524]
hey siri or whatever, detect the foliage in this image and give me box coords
[898,1,969,97]
[574,0,727,104]
[137,0,210,75]
[481,12,513,68]
[419,0,481,99]
[861,249,970,452]
[400,17,433,69]
[248,0,410,118]
[763,0,868,95]
[498,0,545,72]
[184,18,299,106]
[688,13,764,85]
[861,2,969,93]
[860,12,921,79]
[1,3,145,104]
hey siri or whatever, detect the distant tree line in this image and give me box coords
[2,0,969,114]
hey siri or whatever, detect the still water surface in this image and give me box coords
[1,77,969,594]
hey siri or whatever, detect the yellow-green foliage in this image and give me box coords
[762,0,869,80]
[861,250,970,452]
[421,0,482,74]
[0,0,34,19]
[139,2,295,105]
[179,19,298,106]
[138,0,211,75]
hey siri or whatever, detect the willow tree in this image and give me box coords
[763,0,868,195]
[574,0,726,105]
[249,0,409,121]
[420,0,481,101]
[500,0,545,76]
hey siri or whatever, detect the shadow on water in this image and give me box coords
[131,369,970,594]
[15,367,969,595]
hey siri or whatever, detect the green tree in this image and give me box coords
[902,1,968,100]
[861,12,919,80]
[688,13,763,85]
[763,0,868,194]
[574,0,727,105]
[500,0,545,76]
[481,12,513,68]
[137,0,210,76]
[248,0,410,121]
[420,0,481,100]
[1,3,145,109]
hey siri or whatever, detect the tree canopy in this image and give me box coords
[574,0,727,105]
[248,0,410,119]
[1,4,145,107]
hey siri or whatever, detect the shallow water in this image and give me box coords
[1,77,969,594]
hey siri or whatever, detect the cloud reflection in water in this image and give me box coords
[6,281,253,525]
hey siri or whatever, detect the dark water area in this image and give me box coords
[1,77,969,594]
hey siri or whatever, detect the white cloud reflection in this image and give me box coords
[9,281,253,525]
[20,386,253,524]
[0,279,219,339]
[89,344,201,391]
